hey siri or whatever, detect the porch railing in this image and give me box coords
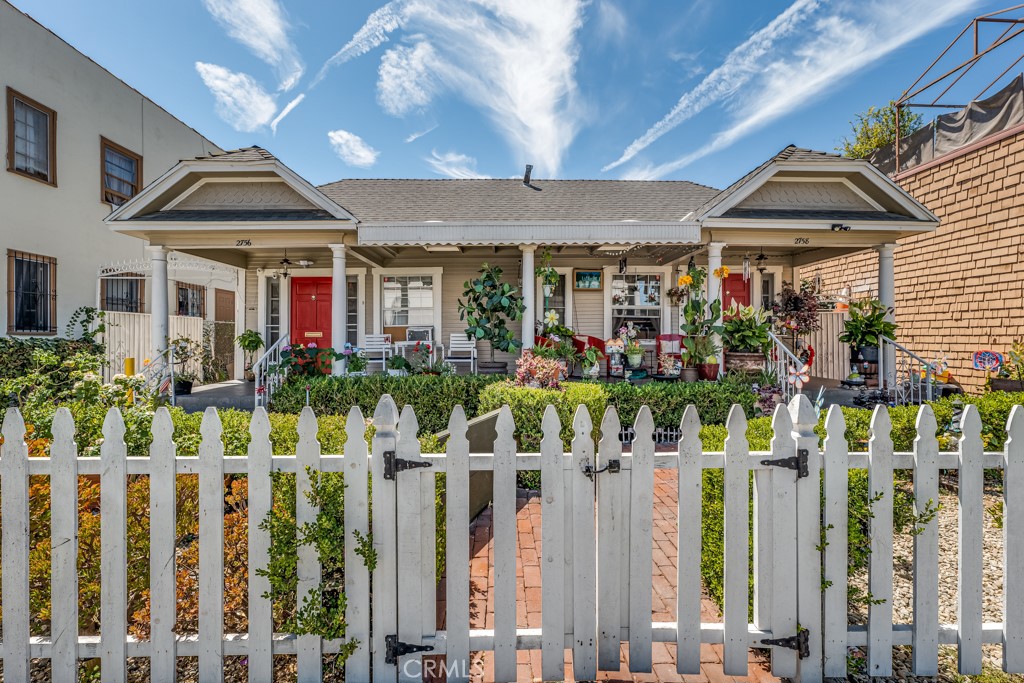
[141,344,176,407]
[880,335,934,405]
[766,331,805,403]
[254,333,290,409]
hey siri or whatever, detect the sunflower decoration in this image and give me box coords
[677,274,693,287]
[713,265,730,279]
[787,363,811,389]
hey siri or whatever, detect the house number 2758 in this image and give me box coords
[236,239,252,246]
[794,237,810,245]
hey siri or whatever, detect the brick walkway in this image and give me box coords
[446,470,778,683]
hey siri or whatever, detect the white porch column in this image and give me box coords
[520,245,536,351]
[706,241,726,366]
[329,244,347,375]
[148,246,169,358]
[877,243,897,388]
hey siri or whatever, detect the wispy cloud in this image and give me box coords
[595,0,627,44]
[195,62,278,132]
[317,0,588,176]
[271,94,305,133]
[604,0,819,172]
[620,0,982,180]
[201,0,304,91]
[328,129,380,168]
[425,150,489,178]
[406,124,439,143]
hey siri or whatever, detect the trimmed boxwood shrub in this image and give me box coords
[270,374,507,435]
[605,380,756,429]
[477,381,608,450]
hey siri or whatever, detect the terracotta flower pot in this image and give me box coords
[697,363,720,381]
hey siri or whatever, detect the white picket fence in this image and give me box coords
[0,396,1021,682]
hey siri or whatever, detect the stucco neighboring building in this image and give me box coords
[807,81,1024,392]
[1,0,241,372]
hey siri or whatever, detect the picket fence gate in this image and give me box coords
[0,395,1022,682]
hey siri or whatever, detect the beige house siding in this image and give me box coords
[807,128,1024,392]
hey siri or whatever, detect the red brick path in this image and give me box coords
[441,469,778,683]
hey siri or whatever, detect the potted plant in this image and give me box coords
[688,334,720,380]
[721,302,771,373]
[771,281,821,337]
[838,299,897,363]
[235,329,265,381]
[993,340,1024,391]
[344,345,368,376]
[168,337,201,395]
[581,345,605,379]
[535,248,560,297]
[624,338,644,368]
[386,354,412,376]
[531,339,578,379]
[458,263,527,374]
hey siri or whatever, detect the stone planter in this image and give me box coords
[626,353,643,368]
[679,367,699,382]
[724,350,765,373]
[697,363,720,381]
[991,378,1024,392]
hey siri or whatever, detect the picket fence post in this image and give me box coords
[371,396,400,683]
[198,408,225,683]
[596,406,623,671]
[296,407,323,682]
[445,405,470,683]
[675,405,703,675]
[396,406,426,683]
[50,408,79,683]
[958,405,984,675]
[867,405,894,677]
[821,406,849,678]
[1006,406,1024,673]
[571,405,597,679]
[247,407,274,682]
[150,408,179,681]
[343,407,371,680]
[2,408,31,682]
[792,394,823,683]
[722,405,749,676]
[540,405,565,681]
[491,405,519,682]
[101,408,128,683]
[767,404,797,679]
[628,406,655,672]
[912,405,940,675]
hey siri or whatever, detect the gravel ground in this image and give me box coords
[847,486,1010,682]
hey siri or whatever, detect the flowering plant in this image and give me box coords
[514,353,563,389]
[771,281,821,336]
[342,343,368,373]
[624,338,643,356]
[281,342,344,376]
[713,265,730,279]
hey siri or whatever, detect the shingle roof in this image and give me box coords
[720,208,915,222]
[691,145,848,219]
[316,178,720,223]
[133,209,334,222]
[193,146,278,162]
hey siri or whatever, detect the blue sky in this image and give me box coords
[13,0,1019,189]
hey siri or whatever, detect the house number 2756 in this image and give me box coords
[236,239,252,246]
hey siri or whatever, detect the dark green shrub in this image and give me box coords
[0,337,103,380]
[477,381,608,451]
[270,374,506,435]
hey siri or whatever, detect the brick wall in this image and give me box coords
[807,129,1024,392]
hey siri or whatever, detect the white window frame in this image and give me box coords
[372,267,443,341]
[602,264,672,339]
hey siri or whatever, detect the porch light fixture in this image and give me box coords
[755,250,768,276]
[279,250,292,278]
[297,259,314,268]
[831,223,851,231]
[687,256,695,271]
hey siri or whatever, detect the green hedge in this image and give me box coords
[0,337,103,380]
[270,374,507,435]
[477,381,609,450]
[605,380,756,430]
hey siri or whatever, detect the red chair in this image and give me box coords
[534,335,558,349]
[656,334,684,370]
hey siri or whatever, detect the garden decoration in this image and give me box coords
[458,263,527,373]
[770,281,821,337]
[972,349,1002,372]
[580,345,605,379]
[787,363,810,390]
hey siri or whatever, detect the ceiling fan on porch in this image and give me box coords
[278,251,292,279]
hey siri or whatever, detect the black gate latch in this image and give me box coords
[385,634,434,664]
[760,448,809,478]
[581,459,620,481]
[760,629,810,659]
[382,450,433,480]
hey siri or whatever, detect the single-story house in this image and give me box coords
[104,144,938,385]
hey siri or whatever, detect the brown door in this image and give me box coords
[214,289,235,378]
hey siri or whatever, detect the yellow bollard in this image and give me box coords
[125,357,135,401]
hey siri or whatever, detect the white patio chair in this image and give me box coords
[363,334,393,373]
[444,334,477,373]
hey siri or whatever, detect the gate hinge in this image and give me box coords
[760,448,809,478]
[385,634,434,664]
[382,450,433,481]
[581,459,620,481]
[760,629,809,659]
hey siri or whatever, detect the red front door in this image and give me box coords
[722,274,752,309]
[290,277,333,348]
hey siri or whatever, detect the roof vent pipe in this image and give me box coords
[523,164,533,186]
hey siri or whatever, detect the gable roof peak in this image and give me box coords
[194,146,278,162]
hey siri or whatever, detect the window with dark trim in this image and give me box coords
[101,273,145,313]
[176,282,205,318]
[6,87,57,186]
[100,137,142,205]
[7,250,57,334]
